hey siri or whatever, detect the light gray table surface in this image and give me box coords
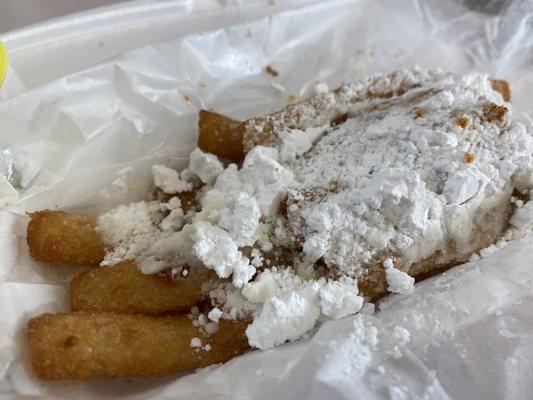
[0,0,128,33]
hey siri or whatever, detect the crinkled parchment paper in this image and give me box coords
[0,0,532,399]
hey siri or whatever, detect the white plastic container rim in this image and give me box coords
[0,0,323,101]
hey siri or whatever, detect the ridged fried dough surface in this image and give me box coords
[70,261,216,314]
[27,211,104,266]
[28,312,249,379]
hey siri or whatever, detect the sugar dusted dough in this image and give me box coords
[96,69,533,350]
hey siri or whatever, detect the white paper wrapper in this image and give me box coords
[0,0,532,398]
[0,0,326,101]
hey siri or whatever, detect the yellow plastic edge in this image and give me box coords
[0,42,8,87]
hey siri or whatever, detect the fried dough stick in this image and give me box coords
[27,188,200,267]
[27,211,104,266]
[27,211,215,314]
[70,261,216,314]
[29,113,247,266]
[28,312,249,380]
[199,79,511,162]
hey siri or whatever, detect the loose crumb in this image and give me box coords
[412,107,423,118]
[464,151,475,164]
[265,65,279,77]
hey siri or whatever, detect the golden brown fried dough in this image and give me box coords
[27,211,104,266]
[28,312,249,380]
[198,110,246,163]
[70,261,216,314]
[490,79,510,102]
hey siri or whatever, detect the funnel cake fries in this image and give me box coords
[28,312,249,379]
[70,261,216,314]
[27,211,104,266]
[27,211,217,314]
[26,70,532,379]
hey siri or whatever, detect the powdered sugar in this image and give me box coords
[241,270,283,303]
[510,199,533,230]
[278,70,531,278]
[159,197,185,231]
[192,221,254,288]
[246,281,323,350]
[239,146,295,217]
[478,245,500,258]
[385,260,415,295]
[96,201,161,266]
[95,69,532,351]
[208,307,223,323]
[319,278,364,319]
[279,126,325,162]
[189,148,224,184]
[152,164,193,194]
[218,191,261,247]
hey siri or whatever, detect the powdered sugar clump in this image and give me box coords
[246,281,323,350]
[208,307,223,323]
[218,191,261,247]
[192,221,255,288]
[159,197,185,231]
[241,269,283,303]
[510,199,533,230]
[319,278,364,319]
[279,126,325,162]
[152,164,193,194]
[384,259,415,295]
[189,148,224,184]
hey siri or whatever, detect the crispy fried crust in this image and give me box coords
[198,110,246,163]
[27,312,249,380]
[27,211,104,266]
[70,261,216,314]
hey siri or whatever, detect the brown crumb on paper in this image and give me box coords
[288,94,300,103]
[412,107,423,119]
[265,65,279,77]
[268,0,275,5]
[464,151,475,164]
